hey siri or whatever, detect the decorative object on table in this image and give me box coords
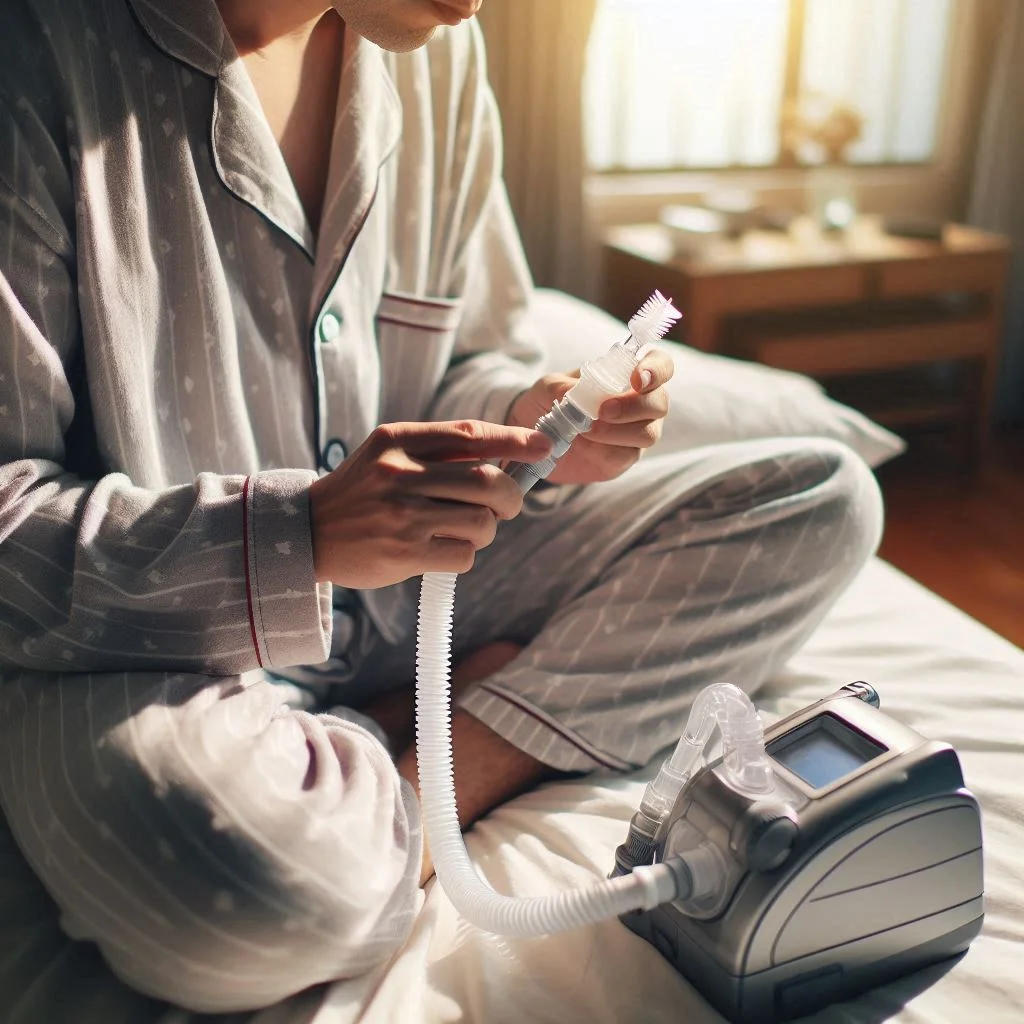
[659,205,729,256]
[702,188,759,238]
[755,207,800,234]
[782,94,864,232]
[658,192,800,255]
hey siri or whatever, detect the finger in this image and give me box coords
[543,374,578,404]
[422,536,477,575]
[411,461,525,521]
[421,499,499,550]
[570,436,642,481]
[546,369,581,385]
[585,418,663,449]
[599,386,670,424]
[630,349,675,394]
[508,373,578,430]
[374,420,552,463]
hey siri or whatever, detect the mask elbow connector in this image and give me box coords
[632,683,774,851]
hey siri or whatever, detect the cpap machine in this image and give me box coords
[412,294,984,1023]
[610,679,983,1022]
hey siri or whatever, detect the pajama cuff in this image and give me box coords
[243,469,332,670]
[458,682,634,775]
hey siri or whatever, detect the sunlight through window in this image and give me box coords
[585,0,953,172]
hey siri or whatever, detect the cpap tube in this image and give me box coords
[413,293,696,937]
[415,571,682,935]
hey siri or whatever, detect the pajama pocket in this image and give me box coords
[376,292,464,424]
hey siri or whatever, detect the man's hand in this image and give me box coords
[309,420,551,588]
[507,348,674,485]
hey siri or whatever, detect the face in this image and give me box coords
[333,0,484,52]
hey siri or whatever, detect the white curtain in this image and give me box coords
[477,0,599,299]
[968,0,1024,422]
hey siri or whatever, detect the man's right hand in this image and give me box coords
[309,420,552,589]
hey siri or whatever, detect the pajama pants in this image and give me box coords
[0,437,882,1020]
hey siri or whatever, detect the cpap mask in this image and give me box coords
[412,295,983,1022]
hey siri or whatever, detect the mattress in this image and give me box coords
[305,557,1024,1024]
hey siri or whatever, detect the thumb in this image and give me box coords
[509,372,577,429]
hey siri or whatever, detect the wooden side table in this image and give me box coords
[602,217,1011,465]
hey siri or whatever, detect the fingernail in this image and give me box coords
[603,399,622,420]
[639,369,653,391]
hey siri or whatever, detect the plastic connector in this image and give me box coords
[509,396,593,494]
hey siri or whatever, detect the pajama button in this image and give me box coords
[319,312,341,344]
[323,439,347,471]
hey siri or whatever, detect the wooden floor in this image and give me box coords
[877,426,1024,648]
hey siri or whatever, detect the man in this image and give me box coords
[0,0,882,1018]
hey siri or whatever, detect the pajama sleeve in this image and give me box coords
[0,97,332,676]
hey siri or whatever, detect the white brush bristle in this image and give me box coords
[627,289,682,348]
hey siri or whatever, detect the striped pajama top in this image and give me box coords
[0,0,545,678]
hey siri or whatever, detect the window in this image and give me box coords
[585,0,954,173]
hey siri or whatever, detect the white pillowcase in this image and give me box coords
[530,288,905,469]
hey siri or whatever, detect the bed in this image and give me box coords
[302,555,1023,1024]
[285,294,1024,1024]
[6,293,1021,1024]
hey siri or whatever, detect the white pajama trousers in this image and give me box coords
[0,438,882,1020]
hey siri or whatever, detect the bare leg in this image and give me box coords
[361,640,524,754]
[373,641,559,885]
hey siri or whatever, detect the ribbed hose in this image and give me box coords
[415,571,679,936]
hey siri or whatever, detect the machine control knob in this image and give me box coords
[733,808,799,873]
[842,681,880,708]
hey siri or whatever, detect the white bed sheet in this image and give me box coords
[306,558,1024,1024]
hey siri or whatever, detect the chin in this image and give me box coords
[371,25,439,53]
[337,2,445,53]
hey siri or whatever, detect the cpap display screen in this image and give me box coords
[769,714,887,790]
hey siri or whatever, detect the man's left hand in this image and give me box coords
[507,347,674,485]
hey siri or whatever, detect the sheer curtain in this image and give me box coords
[799,0,952,164]
[586,0,790,170]
[584,0,952,172]
[968,0,1024,422]
[477,0,599,298]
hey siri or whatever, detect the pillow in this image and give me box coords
[529,288,905,469]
